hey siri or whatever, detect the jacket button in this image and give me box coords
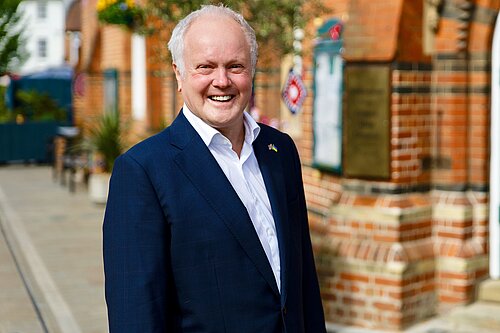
[282,307,287,315]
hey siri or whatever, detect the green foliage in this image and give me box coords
[97,0,145,30]
[0,85,13,123]
[0,0,27,75]
[14,90,67,121]
[145,0,325,56]
[81,112,125,172]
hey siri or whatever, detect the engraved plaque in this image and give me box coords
[344,65,390,179]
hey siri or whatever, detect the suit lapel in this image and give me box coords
[253,131,290,305]
[170,113,280,296]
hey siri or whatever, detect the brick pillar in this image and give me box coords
[299,0,497,330]
[161,70,181,126]
[314,61,436,330]
[432,55,468,188]
[317,188,435,330]
[145,28,171,131]
[468,54,490,188]
[391,63,433,186]
[430,1,490,312]
[253,67,282,125]
[303,0,438,330]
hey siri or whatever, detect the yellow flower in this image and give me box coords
[125,0,135,8]
[96,2,106,11]
[96,0,118,12]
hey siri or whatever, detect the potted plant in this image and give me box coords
[82,111,125,204]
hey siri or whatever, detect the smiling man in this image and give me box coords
[103,5,327,333]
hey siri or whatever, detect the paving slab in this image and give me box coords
[0,165,107,333]
[0,223,45,333]
[328,301,500,333]
[478,279,500,303]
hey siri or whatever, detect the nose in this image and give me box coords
[212,68,230,88]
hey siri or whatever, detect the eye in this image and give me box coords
[196,64,213,73]
[229,64,244,73]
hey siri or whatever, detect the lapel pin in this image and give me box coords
[268,144,278,153]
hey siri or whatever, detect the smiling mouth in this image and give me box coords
[209,95,234,102]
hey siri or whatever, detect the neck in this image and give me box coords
[220,123,245,157]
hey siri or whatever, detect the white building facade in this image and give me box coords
[17,0,68,74]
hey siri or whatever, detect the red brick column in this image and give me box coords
[430,0,492,312]
[316,190,435,330]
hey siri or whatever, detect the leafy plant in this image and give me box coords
[0,85,13,123]
[0,0,27,75]
[81,111,125,173]
[14,90,67,121]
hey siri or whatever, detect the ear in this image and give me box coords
[172,63,183,92]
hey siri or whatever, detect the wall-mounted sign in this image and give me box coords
[312,18,344,173]
[344,65,390,179]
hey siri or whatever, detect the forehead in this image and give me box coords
[183,15,250,55]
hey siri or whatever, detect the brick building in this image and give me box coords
[75,0,500,330]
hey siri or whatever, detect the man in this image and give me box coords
[103,5,326,333]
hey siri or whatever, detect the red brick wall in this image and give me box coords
[343,0,403,62]
[391,63,432,185]
[297,0,496,330]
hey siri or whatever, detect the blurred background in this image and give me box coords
[1,0,500,332]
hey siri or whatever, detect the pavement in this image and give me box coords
[1,165,500,333]
[0,165,107,333]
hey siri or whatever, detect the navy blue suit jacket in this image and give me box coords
[103,111,326,333]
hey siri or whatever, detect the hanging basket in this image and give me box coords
[96,0,144,30]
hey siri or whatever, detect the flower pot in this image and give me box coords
[88,172,111,204]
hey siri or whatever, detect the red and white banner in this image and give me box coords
[282,69,307,114]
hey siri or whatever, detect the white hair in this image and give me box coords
[167,5,258,77]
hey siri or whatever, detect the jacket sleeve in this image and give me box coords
[289,137,327,333]
[103,153,178,332]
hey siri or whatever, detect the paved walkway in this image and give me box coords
[0,165,107,333]
[1,165,500,333]
[329,301,500,333]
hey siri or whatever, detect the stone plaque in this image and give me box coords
[344,65,390,179]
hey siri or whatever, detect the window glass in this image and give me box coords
[38,39,47,58]
[37,2,47,19]
[104,69,119,114]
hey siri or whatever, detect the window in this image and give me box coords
[104,69,119,114]
[38,39,47,58]
[37,2,47,19]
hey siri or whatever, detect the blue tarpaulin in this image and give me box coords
[1,66,74,163]
[6,66,74,124]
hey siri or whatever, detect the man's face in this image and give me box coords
[173,15,253,134]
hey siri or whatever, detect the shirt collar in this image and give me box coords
[182,104,261,147]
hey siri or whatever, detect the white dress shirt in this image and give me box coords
[183,105,281,291]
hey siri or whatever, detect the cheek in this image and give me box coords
[186,78,212,95]
[234,77,253,93]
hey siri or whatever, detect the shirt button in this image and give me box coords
[266,228,273,236]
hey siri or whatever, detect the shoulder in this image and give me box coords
[118,126,174,169]
[258,123,293,143]
[257,123,298,152]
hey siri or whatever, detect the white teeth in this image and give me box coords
[210,95,232,102]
